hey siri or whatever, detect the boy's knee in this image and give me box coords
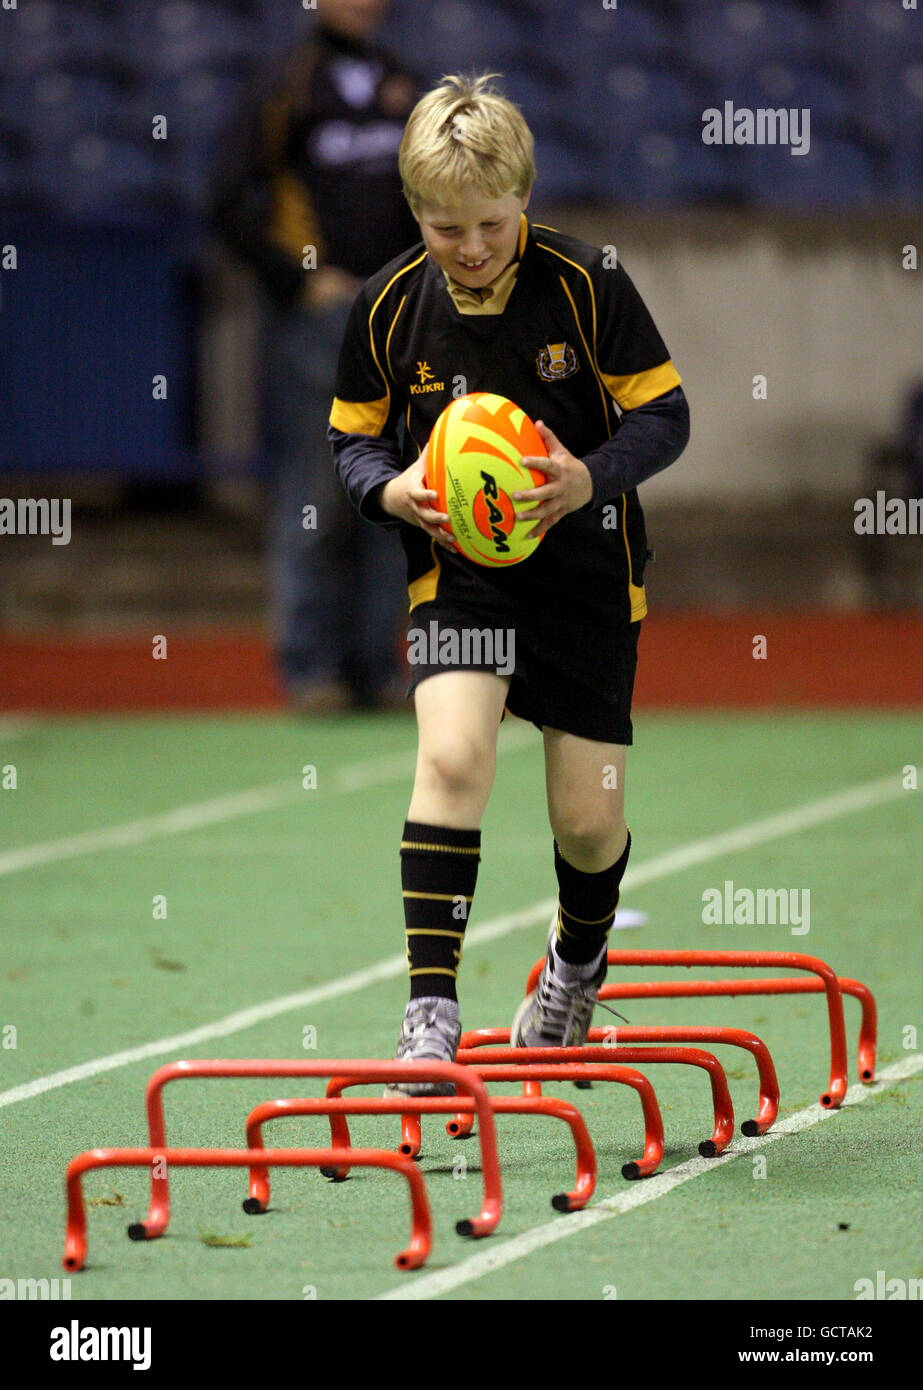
[420,736,493,800]
[554,811,626,870]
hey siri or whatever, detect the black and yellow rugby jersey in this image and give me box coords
[329,215,687,684]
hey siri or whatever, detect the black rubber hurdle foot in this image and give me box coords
[573,1080,593,1090]
[319,1166,348,1181]
[621,1161,641,1181]
[699,1139,717,1158]
[126,1223,147,1241]
[741,1119,760,1137]
[242,1197,264,1215]
[455,1218,475,1238]
[551,1193,573,1213]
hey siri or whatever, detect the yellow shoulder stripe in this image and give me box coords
[602,361,682,412]
[329,396,390,436]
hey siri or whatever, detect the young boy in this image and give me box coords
[328,74,689,1093]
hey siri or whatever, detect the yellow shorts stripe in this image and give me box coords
[408,562,440,612]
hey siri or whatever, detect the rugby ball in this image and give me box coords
[426,393,548,566]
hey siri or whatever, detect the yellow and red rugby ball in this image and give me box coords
[426,393,548,567]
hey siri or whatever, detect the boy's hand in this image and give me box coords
[378,446,457,550]
[514,421,593,538]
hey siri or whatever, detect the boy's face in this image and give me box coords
[416,189,531,290]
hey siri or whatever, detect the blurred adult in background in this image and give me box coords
[211,0,419,711]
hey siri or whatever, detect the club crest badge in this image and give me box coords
[536,342,579,381]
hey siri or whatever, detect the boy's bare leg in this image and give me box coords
[409,669,510,827]
[543,731,627,871]
[387,670,509,1095]
[511,730,631,1047]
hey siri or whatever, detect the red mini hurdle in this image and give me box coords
[132,1059,502,1242]
[595,977,877,1087]
[64,1146,431,1272]
[322,1060,664,1183]
[524,950,862,1108]
[243,1093,597,1215]
[459,1025,780,1136]
[457,1045,735,1159]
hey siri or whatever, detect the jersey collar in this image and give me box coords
[439,214,531,316]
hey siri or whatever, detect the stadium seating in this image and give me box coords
[581,64,707,144]
[829,0,923,75]
[541,0,673,73]
[0,70,124,151]
[2,0,113,77]
[380,0,524,82]
[888,64,923,205]
[30,133,174,222]
[0,1,918,224]
[723,60,853,134]
[117,0,260,80]
[738,134,881,209]
[603,132,743,207]
[681,1,824,81]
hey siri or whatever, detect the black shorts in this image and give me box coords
[405,602,641,745]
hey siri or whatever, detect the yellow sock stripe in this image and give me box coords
[401,840,481,854]
[408,966,459,978]
[559,906,619,928]
[405,928,466,937]
[402,891,474,903]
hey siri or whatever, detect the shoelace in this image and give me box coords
[534,970,592,1043]
[402,1002,459,1054]
[534,969,630,1043]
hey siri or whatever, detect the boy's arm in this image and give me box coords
[328,290,455,548]
[583,257,690,505]
[327,424,404,526]
[516,260,689,534]
[580,384,690,506]
[328,284,405,524]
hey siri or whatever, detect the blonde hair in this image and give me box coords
[398,73,536,214]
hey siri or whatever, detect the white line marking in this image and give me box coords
[0,771,909,1112]
[377,1054,923,1301]
[0,723,535,877]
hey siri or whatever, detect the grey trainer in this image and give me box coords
[510,929,606,1049]
[384,996,462,1096]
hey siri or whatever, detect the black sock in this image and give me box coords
[401,820,481,1001]
[553,831,632,965]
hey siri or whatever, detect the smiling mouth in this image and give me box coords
[458,258,489,270]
